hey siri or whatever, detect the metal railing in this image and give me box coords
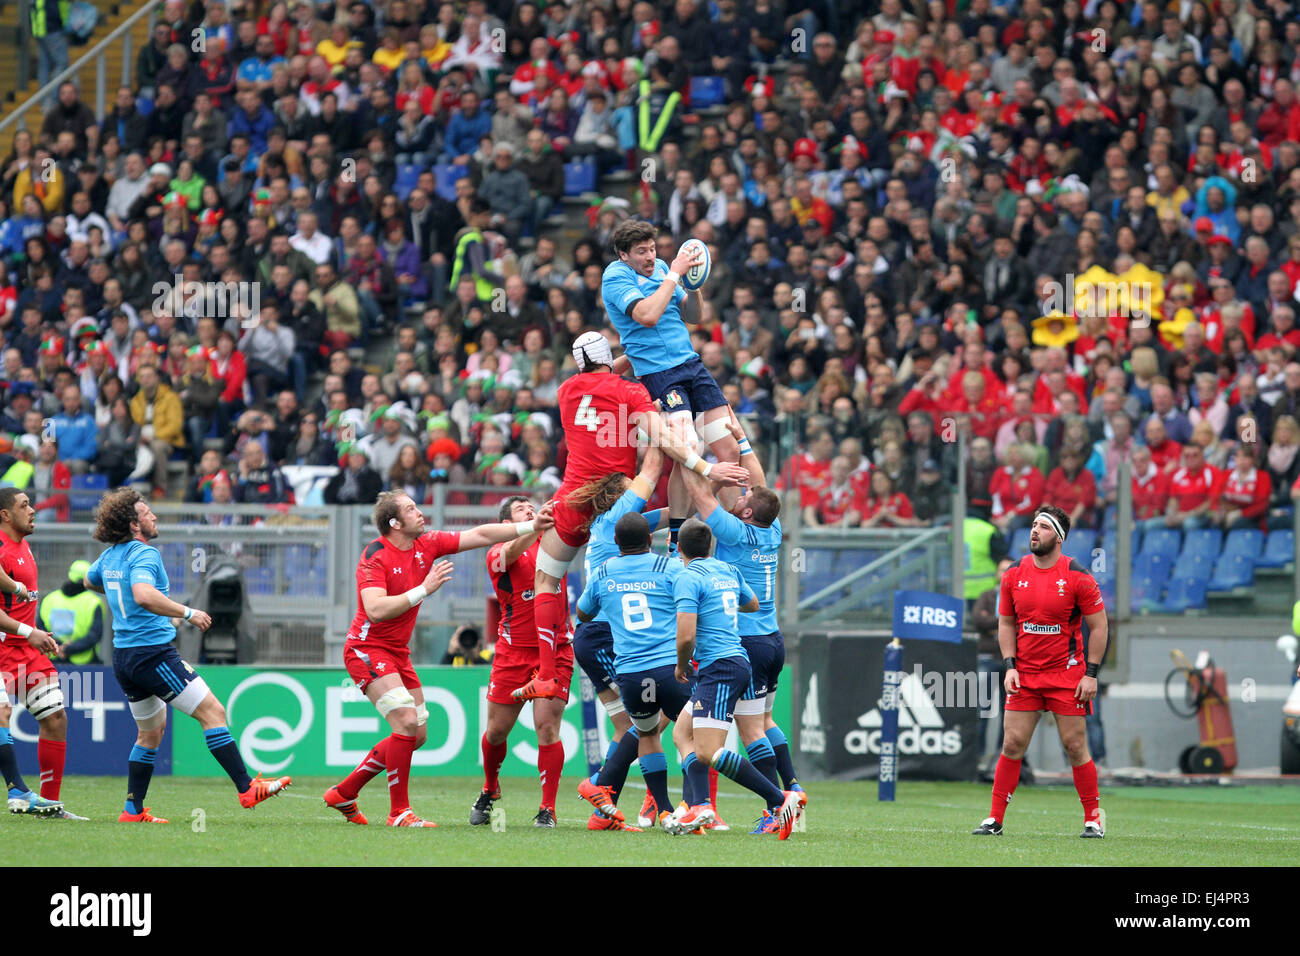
[3,0,162,136]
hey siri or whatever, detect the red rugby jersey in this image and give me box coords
[557,372,654,492]
[1167,464,1221,513]
[347,530,461,649]
[816,481,863,525]
[0,530,37,629]
[1217,467,1271,519]
[486,540,570,648]
[999,554,1104,673]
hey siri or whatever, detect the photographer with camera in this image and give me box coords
[442,623,491,667]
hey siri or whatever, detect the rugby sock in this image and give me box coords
[538,741,564,810]
[681,766,694,806]
[712,748,784,807]
[639,752,672,815]
[990,755,1022,823]
[744,736,781,802]
[1072,759,1101,824]
[38,738,66,800]
[766,726,799,789]
[204,726,253,792]
[0,728,29,793]
[386,732,417,812]
[708,766,720,809]
[682,752,709,807]
[595,728,638,799]
[337,738,388,800]
[533,591,561,682]
[481,734,507,794]
[125,744,156,815]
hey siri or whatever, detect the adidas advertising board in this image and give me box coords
[794,634,978,780]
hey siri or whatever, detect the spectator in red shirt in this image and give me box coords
[804,456,863,528]
[1130,444,1170,521]
[1044,447,1098,531]
[1144,417,1183,474]
[776,428,835,509]
[952,371,1007,441]
[898,366,947,431]
[1213,444,1272,530]
[1144,443,1220,531]
[860,470,919,528]
[989,442,1046,534]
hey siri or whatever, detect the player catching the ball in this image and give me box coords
[510,331,748,703]
[602,221,743,553]
[973,505,1109,838]
[324,491,555,828]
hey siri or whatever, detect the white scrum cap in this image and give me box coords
[572,330,614,371]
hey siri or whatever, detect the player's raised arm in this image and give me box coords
[628,245,704,329]
[636,411,749,486]
[456,501,555,553]
[727,410,766,488]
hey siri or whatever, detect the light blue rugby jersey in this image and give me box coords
[87,541,179,648]
[577,551,681,673]
[706,508,782,637]
[673,556,757,669]
[582,486,663,624]
[601,258,693,376]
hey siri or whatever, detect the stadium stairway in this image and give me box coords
[0,0,150,132]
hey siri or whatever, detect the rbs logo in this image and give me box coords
[901,605,958,629]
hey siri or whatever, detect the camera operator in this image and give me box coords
[442,623,492,666]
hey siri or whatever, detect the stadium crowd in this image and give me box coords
[2,0,1300,537]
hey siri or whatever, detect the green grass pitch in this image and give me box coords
[5,776,1298,866]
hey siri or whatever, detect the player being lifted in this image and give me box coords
[471,495,574,829]
[0,488,85,818]
[973,505,1108,838]
[670,518,805,840]
[602,221,743,553]
[510,331,747,703]
[324,491,555,828]
[680,419,806,834]
[87,488,290,823]
[575,512,696,834]
[571,444,671,831]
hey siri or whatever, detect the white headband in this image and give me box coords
[1037,511,1066,543]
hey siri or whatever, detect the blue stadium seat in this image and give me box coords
[1207,552,1255,592]
[1221,528,1264,561]
[433,163,467,201]
[689,75,726,108]
[1139,528,1181,560]
[1101,528,1140,562]
[1130,574,1163,612]
[394,163,422,200]
[1171,550,1215,581]
[136,95,153,116]
[1160,577,1208,612]
[1258,529,1295,569]
[1010,527,1031,559]
[1134,551,1174,585]
[563,159,597,196]
[1097,579,1116,610]
[1062,529,1096,565]
[245,566,275,596]
[1181,527,1223,560]
[67,472,110,510]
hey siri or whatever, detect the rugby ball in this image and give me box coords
[679,239,711,291]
